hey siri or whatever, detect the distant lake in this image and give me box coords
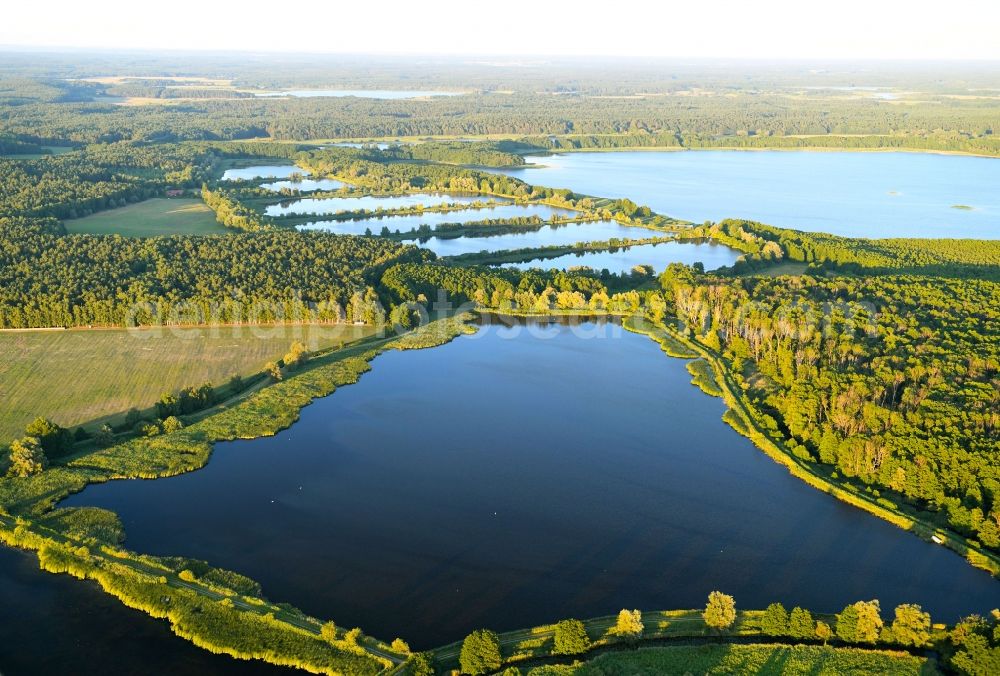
[265,193,507,217]
[254,90,463,99]
[220,164,298,181]
[296,203,578,234]
[260,177,345,193]
[501,239,742,274]
[63,320,1000,648]
[497,151,1000,239]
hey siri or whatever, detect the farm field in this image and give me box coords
[63,198,227,236]
[0,324,373,443]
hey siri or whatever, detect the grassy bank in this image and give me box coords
[520,643,932,675]
[0,323,373,445]
[0,315,475,674]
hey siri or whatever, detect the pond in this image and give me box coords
[264,193,509,217]
[0,546,293,675]
[260,177,346,193]
[220,164,299,181]
[62,320,1000,649]
[254,90,463,99]
[496,151,1000,239]
[501,239,743,274]
[295,203,581,234]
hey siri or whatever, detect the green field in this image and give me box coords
[63,198,228,236]
[525,644,932,675]
[0,324,373,443]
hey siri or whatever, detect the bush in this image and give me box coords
[460,629,502,675]
[553,618,591,655]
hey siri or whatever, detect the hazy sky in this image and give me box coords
[3,0,999,59]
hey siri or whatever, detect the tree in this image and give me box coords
[345,627,362,645]
[320,621,337,643]
[891,604,931,647]
[409,653,434,676]
[613,609,644,639]
[390,638,411,654]
[761,602,789,636]
[265,361,283,381]
[553,619,591,655]
[789,607,814,640]
[283,341,309,370]
[459,629,502,675]
[8,437,47,477]
[161,416,184,434]
[124,408,142,429]
[704,591,737,632]
[815,621,833,645]
[24,416,70,456]
[838,600,882,644]
[94,424,114,447]
[156,393,178,418]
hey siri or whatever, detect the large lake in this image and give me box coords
[62,321,1000,649]
[497,151,1000,239]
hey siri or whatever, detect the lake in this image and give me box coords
[296,203,580,234]
[501,240,743,273]
[0,546,293,675]
[497,151,1000,239]
[62,320,1000,649]
[265,193,508,217]
[221,164,299,181]
[254,90,463,99]
[260,177,345,193]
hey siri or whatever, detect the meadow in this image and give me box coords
[0,324,372,443]
[62,198,228,236]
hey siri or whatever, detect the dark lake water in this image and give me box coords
[496,151,1000,239]
[62,321,1000,649]
[0,546,294,675]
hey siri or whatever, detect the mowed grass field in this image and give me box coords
[0,324,374,444]
[63,198,228,236]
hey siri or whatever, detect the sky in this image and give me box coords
[2,0,999,60]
